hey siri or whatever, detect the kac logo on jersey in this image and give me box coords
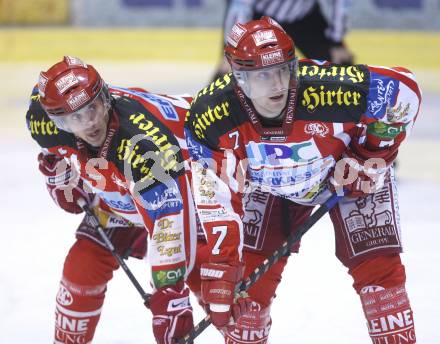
[304,122,329,137]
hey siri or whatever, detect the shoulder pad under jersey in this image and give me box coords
[26,86,76,152]
[186,74,248,149]
[111,95,185,188]
[295,60,371,123]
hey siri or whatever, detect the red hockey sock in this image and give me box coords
[54,239,118,344]
[350,255,416,344]
[224,305,272,344]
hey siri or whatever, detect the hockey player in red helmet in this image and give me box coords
[225,16,298,121]
[185,16,420,343]
[38,56,112,147]
[28,56,196,344]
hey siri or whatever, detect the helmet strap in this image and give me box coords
[234,85,297,141]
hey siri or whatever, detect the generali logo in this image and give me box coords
[260,49,284,66]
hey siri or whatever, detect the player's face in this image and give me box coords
[245,64,290,118]
[251,88,289,119]
[66,97,109,147]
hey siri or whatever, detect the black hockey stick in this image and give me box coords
[176,192,342,344]
[77,199,152,307]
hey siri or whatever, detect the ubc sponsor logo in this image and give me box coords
[245,140,321,167]
[367,76,397,118]
[252,29,277,46]
[260,49,284,66]
[67,90,90,111]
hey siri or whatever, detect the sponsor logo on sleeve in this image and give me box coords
[367,76,398,119]
[367,121,408,139]
[142,184,182,213]
[298,65,366,84]
[301,85,363,113]
[152,266,186,288]
[191,101,231,139]
[386,102,411,123]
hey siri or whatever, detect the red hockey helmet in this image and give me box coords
[38,56,111,132]
[224,16,298,99]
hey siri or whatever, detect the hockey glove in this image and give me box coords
[149,280,194,344]
[330,140,398,198]
[200,262,245,328]
[38,152,91,214]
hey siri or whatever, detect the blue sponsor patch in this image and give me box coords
[140,182,183,219]
[365,73,399,119]
[185,128,213,163]
[100,192,137,212]
[112,86,179,121]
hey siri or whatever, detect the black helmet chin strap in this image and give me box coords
[234,85,298,140]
